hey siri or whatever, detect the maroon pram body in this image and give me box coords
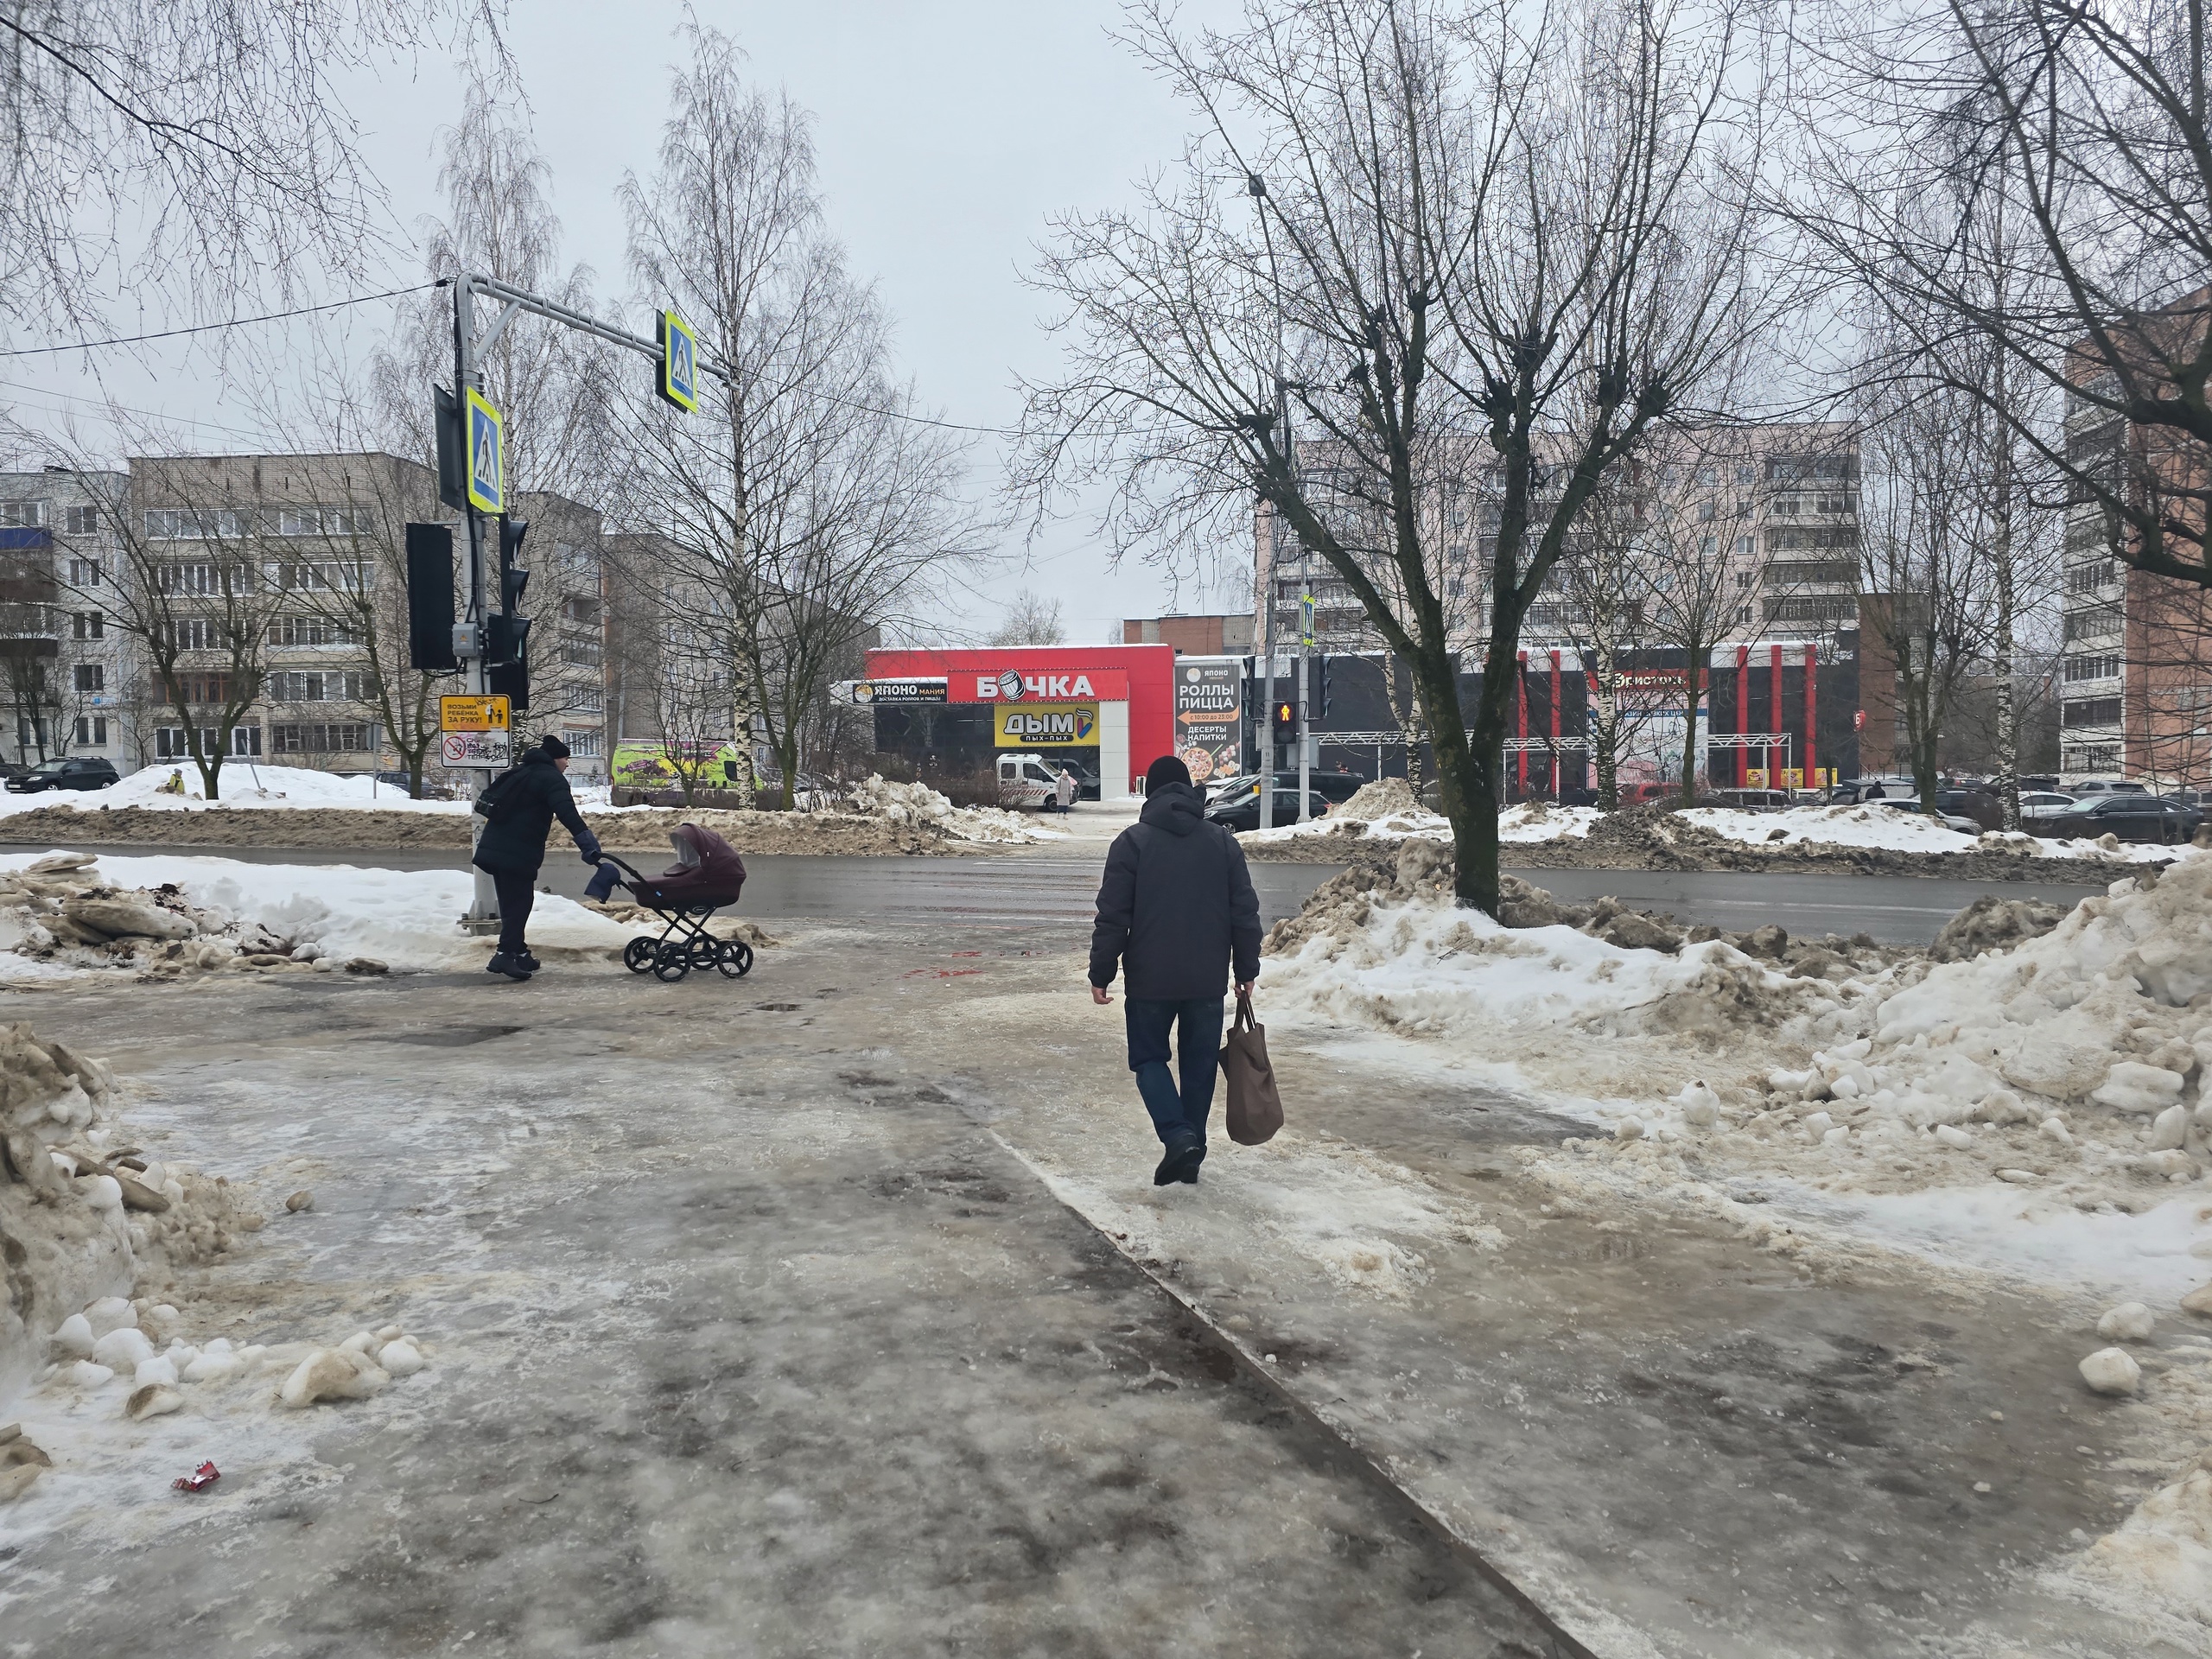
[608,823,753,982]
[622,823,747,910]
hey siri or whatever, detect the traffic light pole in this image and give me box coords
[443,272,739,929]
[452,278,499,928]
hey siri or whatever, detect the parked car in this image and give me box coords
[4,756,120,793]
[1829,776,1917,804]
[2066,779,2150,798]
[1208,769,1367,806]
[1936,789,2006,833]
[2044,794,2202,843]
[1207,781,1333,832]
[2018,790,2079,822]
[1872,798,1982,836]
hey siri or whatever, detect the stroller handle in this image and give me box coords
[604,853,648,880]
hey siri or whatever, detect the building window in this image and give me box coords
[2066,559,2117,594]
[71,612,103,640]
[2063,652,2121,683]
[560,639,604,668]
[72,663,102,692]
[1735,604,1753,624]
[166,618,224,652]
[562,730,602,758]
[563,683,605,715]
[2061,697,2123,728]
[1736,570,1751,589]
[162,671,236,706]
[1696,498,1718,522]
[271,721,373,754]
[267,670,376,703]
[156,726,258,759]
[2063,742,2122,774]
[67,558,100,587]
[274,561,368,593]
[2063,608,2122,642]
[73,716,107,747]
[16,718,48,747]
[144,509,245,540]
[0,500,46,529]
[272,506,359,537]
[157,562,249,595]
[62,505,99,536]
[269,613,360,648]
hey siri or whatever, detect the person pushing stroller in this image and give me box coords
[473,734,602,981]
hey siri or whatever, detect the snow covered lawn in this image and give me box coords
[0,765,468,817]
[1683,801,2182,863]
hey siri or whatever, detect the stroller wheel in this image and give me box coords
[715,938,753,979]
[623,938,658,975]
[688,933,721,969]
[652,941,690,982]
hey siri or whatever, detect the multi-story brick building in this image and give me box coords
[2058,290,2212,785]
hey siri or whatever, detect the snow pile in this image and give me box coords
[1498,801,1601,842]
[845,773,1057,843]
[1,1025,261,1406]
[0,764,465,818]
[1262,840,1832,1042]
[1683,802,2177,864]
[2072,1447,2212,1624]
[1245,787,1597,848]
[1333,777,1421,822]
[0,850,630,976]
[1745,860,2212,1186]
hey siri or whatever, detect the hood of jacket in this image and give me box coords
[520,748,559,772]
[1139,780,1205,836]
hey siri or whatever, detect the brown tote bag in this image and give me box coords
[1220,989,1283,1146]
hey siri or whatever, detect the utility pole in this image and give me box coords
[452,279,497,926]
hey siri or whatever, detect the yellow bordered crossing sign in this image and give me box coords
[464,386,504,513]
[658,308,700,412]
[440,694,510,734]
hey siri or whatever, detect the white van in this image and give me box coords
[996,752,1074,810]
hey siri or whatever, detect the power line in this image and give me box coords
[0,283,445,359]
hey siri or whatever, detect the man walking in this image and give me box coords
[1089,754,1262,1185]
[472,734,603,981]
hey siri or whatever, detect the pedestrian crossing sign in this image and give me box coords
[464,387,504,514]
[658,308,699,412]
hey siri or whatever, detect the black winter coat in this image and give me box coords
[1089,782,1263,1001]
[472,750,597,875]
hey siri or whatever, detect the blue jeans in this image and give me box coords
[1124,996,1225,1147]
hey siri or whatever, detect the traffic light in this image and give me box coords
[498,514,530,614]
[404,524,457,671]
[1314,655,1332,719]
[486,611,531,669]
[1271,697,1298,745]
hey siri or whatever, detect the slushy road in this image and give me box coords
[0,838,2112,941]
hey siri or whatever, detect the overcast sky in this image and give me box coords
[3,0,1252,644]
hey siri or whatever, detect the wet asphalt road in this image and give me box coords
[0,840,2113,942]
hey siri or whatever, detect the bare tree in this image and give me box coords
[1785,0,2212,589]
[0,1,489,334]
[618,23,979,809]
[1012,0,1779,913]
[1555,472,1658,806]
[370,73,619,507]
[56,452,283,798]
[985,588,1067,646]
[1853,361,2006,808]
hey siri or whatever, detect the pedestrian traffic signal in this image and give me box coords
[1315,655,1332,718]
[499,515,530,614]
[404,523,457,671]
[1271,698,1298,743]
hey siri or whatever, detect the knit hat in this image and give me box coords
[537,734,571,760]
[1144,754,1192,791]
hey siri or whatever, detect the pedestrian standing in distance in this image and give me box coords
[1055,766,1077,815]
[1089,754,1262,1185]
[472,734,603,981]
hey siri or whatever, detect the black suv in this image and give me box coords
[5,756,121,793]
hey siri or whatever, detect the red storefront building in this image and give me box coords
[862,646,1179,800]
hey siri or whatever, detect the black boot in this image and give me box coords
[485,952,531,981]
[1154,1130,1203,1186]
[1179,1141,1205,1184]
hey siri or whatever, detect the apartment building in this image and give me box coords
[0,453,613,787]
[2057,290,2212,784]
[0,468,137,766]
[1251,422,1861,658]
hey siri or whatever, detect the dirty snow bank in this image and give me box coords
[0,850,630,976]
[845,774,1063,844]
[1684,801,2179,864]
[1243,785,1598,849]
[0,1024,262,1416]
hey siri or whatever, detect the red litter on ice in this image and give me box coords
[173,1461,220,1493]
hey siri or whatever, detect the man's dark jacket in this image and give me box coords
[1089,782,1262,1001]
[473,749,596,875]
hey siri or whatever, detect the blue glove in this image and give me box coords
[576,834,603,864]
[583,860,622,903]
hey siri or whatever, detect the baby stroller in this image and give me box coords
[608,823,753,983]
